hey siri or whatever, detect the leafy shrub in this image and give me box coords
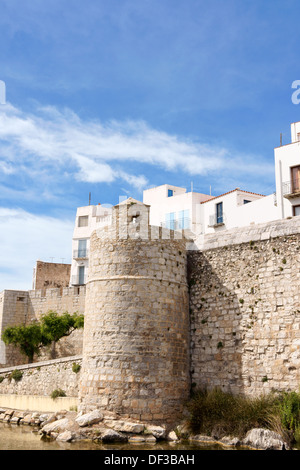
[10,369,23,382]
[50,389,66,399]
[72,362,81,374]
[187,388,278,439]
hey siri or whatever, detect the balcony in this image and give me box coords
[208,213,226,227]
[161,217,191,231]
[282,179,300,199]
[73,249,89,260]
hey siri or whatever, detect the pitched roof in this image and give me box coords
[201,188,266,204]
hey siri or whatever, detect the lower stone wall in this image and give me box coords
[0,287,85,367]
[188,232,300,396]
[0,356,82,398]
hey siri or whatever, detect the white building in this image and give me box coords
[143,184,280,236]
[275,121,300,219]
[70,203,112,286]
[143,184,213,235]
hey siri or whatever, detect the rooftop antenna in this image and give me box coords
[210,185,212,196]
[89,192,91,205]
[191,181,193,192]
[280,133,283,146]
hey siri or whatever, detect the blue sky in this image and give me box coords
[0,0,300,290]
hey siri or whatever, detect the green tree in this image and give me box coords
[2,311,84,363]
[40,310,84,358]
[2,323,50,363]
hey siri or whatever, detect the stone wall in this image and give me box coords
[0,355,82,398]
[188,229,300,396]
[79,200,190,425]
[33,260,71,290]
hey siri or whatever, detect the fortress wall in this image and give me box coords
[0,355,82,398]
[0,287,85,367]
[78,202,190,424]
[189,229,300,396]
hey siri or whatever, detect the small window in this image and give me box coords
[168,189,173,197]
[78,215,89,227]
[297,133,300,142]
[293,205,300,216]
[216,202,223,224]
[243,199,251,204]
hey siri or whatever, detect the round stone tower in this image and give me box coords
[78,199,190,424]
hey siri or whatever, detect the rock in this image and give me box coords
[10,416,21,425]
[220,436,240,447]
[57,430,73,442]
[39,414,50,424]
[167,431,179,441]
[144,424,166,438]
[100,428,128,443]
[189,434,218,443]
[41,418,70,435]
[21,414,33,425]
[128,435,146,443]
[242,428,288,450]
[75,410,103,427]
[103,419,145,434]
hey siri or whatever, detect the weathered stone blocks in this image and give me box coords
[78,201,190,424]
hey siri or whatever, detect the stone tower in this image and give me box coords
[78,198,190,424]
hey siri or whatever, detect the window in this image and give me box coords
[78,215,88,227]
[165,212,175,230]
[243,199,251,204]
[291,165,300,193]
[168,189,173,197]
[297,133,300,142]
[178,210,190,229]
[78,266,85,285]
[216,202,223,224]
[293,205,300,216]
[78,239,87,257]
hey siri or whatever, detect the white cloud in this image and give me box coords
[0,208,74,292]
[0,102,274,195]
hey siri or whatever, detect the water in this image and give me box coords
[0,422,225,451]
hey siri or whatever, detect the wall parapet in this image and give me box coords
[0,354,82,375]
[194,215,300,251]
[0,355,82,398]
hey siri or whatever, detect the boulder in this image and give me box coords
[57,430,74,442]
[242,428,288,450]
[75,410,103,427]
[103,419,144,434]
[41,418,70,435]
[99,428,128,443]
[145,424,166,439]
[167,431,179,441]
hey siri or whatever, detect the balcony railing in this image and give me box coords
[161,217,191,230]
[282,179,300,198]
[73,249,89,259]
[71,275,87,286]
[208,213,226,227]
